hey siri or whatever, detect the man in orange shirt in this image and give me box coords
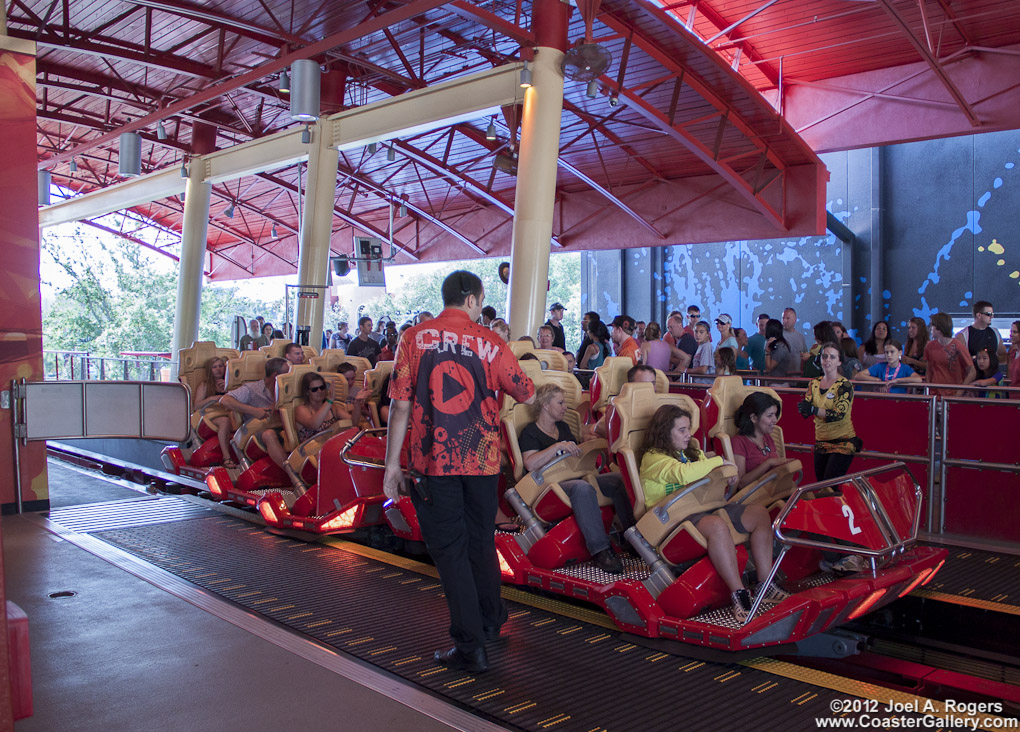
[611,315,640,364]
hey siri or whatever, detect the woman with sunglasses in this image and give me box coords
[295,372,350,442]
[731,392,794,489]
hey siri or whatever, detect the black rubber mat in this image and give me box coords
[91,515,938,732]
[48,496,213,533]
[920,546,1020,610]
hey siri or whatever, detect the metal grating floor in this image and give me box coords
[47,496,213,533]
[87,514,932,732]
[918,547,1020,610]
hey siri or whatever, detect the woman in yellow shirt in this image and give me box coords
[638,405,787,622]
[797,342,860,480]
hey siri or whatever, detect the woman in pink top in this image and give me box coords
[731,392,794,490]
[639,322,684,372]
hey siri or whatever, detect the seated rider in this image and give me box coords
[638,404,788,622]
[731,392,795,490]
[336,363,370,425]
[586,364,657,440]
[294,372,350,443]
[215,358,290,472]
[520,384,635,575]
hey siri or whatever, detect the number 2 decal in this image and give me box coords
[842,505,863,535]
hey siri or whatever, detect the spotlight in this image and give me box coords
[387,145,396,162]
[271,225,278,238]
[38,170,51,206]
[368,142,377,155]
[519,60,532,88]
[486,120,496,141]
[180,159,189,178]
[69,157,78,173]
[398,202,407,217]
[279,70,290,93]
[608,95,619,107]
[301,126,311,144]
[225,204,235,219]
[586,80,598,99]
[157,121,167,140]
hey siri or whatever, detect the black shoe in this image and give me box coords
[434,646,489,674]
[594,548,624,575]
[483,606,509,641]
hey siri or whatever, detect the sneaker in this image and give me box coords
[831,554,869,576]
[756,582,791,605]
[593,548,624,575]
[731,588,752,623]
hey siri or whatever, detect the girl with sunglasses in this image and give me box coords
[295,372,351,442]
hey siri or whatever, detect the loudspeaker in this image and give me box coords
[331,255,350,277]
[498,261,510,284]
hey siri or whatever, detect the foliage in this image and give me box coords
[42,227,281,356]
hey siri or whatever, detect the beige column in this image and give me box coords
[296,119,339,348]
[506,47,564,341]
[170,163,211,379]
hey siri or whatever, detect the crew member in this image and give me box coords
[383,271,535,674]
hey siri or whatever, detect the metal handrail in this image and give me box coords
[44,350,171,382]
[338,427,387,470]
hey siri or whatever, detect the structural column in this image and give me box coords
[296,119,339,347]
[169,163,211,378]
[506,0,568,340]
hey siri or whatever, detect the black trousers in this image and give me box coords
[814,450,855,482]
[411,474,505,653]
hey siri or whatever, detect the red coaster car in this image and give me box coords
[496,381,946,651]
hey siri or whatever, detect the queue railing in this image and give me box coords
[44,350,172,382]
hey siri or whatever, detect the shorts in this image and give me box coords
[687,503,748,533]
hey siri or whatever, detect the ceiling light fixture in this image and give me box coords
[157,121,168,140]
[69,157,78,173]
[486,120,496,141]
[519,60,532,88]
[180,159,189,178]
[398,202,407,217]
[608,95,619,107]
[387,145,396,162]
[301,126,311,144]
[271,225,278,238]
[368,142,377,155]
[279,70,290,93]
[225,203,235,218]
[586,80,598,99]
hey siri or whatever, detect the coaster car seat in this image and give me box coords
[363,361,394,427]
[260,339,318,362]
[705,376,802,510]
[309,351,373,390]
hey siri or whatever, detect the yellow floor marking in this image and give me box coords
[509,610,531,619]
[474,689,505,701]
[790,692,814,704]
[985,556,1000,563]
[557,626,582,635]
[235,590,261,598]
[250,597,278,605]
[206,578,232,585]
[531,618,556,627]
[391,656,421,667]
[400,578,422,585]
[419,584,441,592]
[912,589,1020,615]
[745,658,1009,724]
[324,628,353,637]
[305,619,333,628]
[959,588,975,596]
[505,701,537,715]
[221,584,246,591]
[192,572,217,578]
[956,552,972,558]
[381,572,402,578]
[301,546,320,552]
[369,645,398,656]
[752,681,779,693]
[267,604,295,612]
[445,677,475,689]
[645,653,669,663]
[715,670,741,683]
[587,727,608,732]
[418,667,446,678]
[586,634,611,644]
[346,636,375,646]
[538,713,571,727]
[679,661,705,672]
[287,612,313,621]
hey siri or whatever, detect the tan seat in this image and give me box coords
[363,361,394,427]
[259,339,318,362]
[500,369,618,526]
[590,358,669,416]
[276,365,350,452]
[612,382,744,564]
[309,351,373,390]
[226,351,267,390]
[507,340,535,359]
[705,376,802,509]
[531,349,568,372]
[177,342,240,435]
[502,368,585,484]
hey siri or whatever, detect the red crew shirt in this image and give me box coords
[389,308,534,476]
